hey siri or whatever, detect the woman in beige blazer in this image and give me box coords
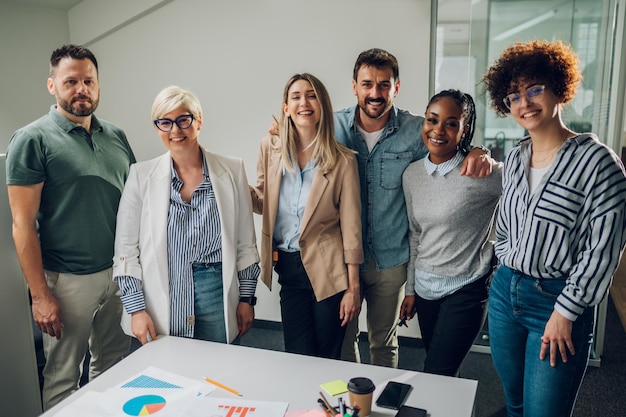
[113,86,260,346]
[250,73,363,359]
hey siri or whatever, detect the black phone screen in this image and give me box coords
[375,381,413,410]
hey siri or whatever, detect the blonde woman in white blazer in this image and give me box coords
[113,86,260,345]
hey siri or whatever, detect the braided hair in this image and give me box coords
[425,89,476,156]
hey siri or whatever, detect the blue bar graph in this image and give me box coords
[121,375,182,389]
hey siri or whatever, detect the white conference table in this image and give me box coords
[43,335,477,416]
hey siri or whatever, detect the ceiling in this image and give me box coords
[3,0,83,10]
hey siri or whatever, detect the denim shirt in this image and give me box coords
[334,105,426,270]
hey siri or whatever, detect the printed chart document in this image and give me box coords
[116,366,214,395]
[52,366,290,417]
[185,397,289,417]
[89,387,198,417]
[53,366,214,417]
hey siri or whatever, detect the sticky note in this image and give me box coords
[320,379,348,396]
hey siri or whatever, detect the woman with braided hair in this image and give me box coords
[399,89,503,377]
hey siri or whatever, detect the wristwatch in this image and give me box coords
[239,296,257,306]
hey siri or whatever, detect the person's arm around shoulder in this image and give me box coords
[250,136,273,214]
[8,183,64,340]
[461,147,494,178]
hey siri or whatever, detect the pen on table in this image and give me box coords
[319,391,337,414]
[339,397,346,415]
[203,377,242,396]
[317,400,333,417]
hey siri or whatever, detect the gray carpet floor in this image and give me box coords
[240,297,626,417]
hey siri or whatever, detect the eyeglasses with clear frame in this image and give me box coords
[153,114,195,132]
[503,85,546,110]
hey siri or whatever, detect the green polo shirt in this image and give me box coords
[6,105,136,274]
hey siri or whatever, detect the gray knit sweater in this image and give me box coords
[402,157,502,297]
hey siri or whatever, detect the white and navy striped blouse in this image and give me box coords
[495,133,626,321]
[117,155,259,337]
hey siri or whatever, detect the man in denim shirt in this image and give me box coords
[336,48,492,367]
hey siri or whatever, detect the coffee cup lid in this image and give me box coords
[348,377,375,394]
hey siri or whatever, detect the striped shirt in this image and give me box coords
[495,133,626,321]
[117,155,259,337]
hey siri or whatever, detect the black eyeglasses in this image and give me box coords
[153,114,195,132]
[503,85,546,109]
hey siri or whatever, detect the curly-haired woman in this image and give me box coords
[483,39,626,417]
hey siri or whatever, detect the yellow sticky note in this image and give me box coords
[320,379,348,396]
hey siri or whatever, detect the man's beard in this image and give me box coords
[359,97,391,120]
[58,94,99,117]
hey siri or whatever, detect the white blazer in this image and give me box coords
[113,147,260,343]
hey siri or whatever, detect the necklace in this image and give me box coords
[531,130,570,166]
[531,145,560,164]
[299,137,317,152]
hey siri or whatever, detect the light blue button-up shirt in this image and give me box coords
[334,105,426,270]
[274,159,317,251]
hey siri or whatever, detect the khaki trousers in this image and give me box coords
[341,258,406,368]
[41,268,130,410]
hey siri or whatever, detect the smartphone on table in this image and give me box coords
[395,405,427,417]
[375,381,413,410]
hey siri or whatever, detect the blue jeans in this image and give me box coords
[488,264,594,417]
[192,262,227,343]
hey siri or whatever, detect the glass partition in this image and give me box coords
[434,0,623,161]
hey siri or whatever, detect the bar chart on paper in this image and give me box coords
[122,394,167,416]
[121,375,183,389]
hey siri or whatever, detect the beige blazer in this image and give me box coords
[250,135,363,301]
[113,147,260,343]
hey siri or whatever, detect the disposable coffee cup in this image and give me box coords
[348,377,375,416]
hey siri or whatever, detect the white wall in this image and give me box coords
[0,1,70,151]
[0,0,430,339]
[0,3,70,415]
[69,0,431,330]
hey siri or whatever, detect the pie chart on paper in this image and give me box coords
[122,394,167,415]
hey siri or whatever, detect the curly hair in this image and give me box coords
[483,40,582,117]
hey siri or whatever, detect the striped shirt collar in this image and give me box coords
[423,151,464,176]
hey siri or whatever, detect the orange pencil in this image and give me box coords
[203,377,242,396]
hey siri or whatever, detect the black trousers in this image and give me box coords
[414,273,489,376]
[274,250,345,359]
